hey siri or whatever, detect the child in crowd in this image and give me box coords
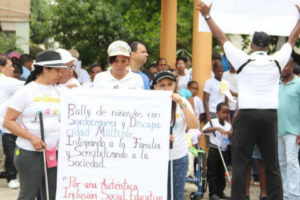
[186,81,204,178]
[202,102,231,200]
[204,60,229,121]
[187,81,205,123]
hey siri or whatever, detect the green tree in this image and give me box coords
[51,0,130,66]
[30,0,52,45]
[177,0,194,56]
[0,32,23,54]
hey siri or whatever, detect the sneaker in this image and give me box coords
[8,179,20,189]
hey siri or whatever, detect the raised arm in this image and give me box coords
[196,1,228,46]
[287,5,300,47]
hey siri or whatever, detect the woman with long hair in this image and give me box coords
[4,50,67,200]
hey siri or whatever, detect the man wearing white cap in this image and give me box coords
[94,40,144,89]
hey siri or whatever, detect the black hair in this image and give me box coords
[0,55,8,67]
[90,63,102,70]
[212,51,222,61]
[294,65,300,75]
[25,65,44,85]
[216,102,228,112]
[187,80,198,87]
[156,57,167,66]
[148,63,157,69]
[177,56,188,63]
[20,54,33,65]
[130,41,145,53]
[12,60,23,75]
[212,60,223,71]
[108,56,129,64]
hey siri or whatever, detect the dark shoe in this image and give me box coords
[219,193,231,199]
[0,171,7,179]
[260,197,267,200]
[209,194,220,200]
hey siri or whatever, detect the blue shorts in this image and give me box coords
[252,144,262,159]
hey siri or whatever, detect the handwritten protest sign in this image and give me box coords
[199,0,299,36]
[56,88,172,200]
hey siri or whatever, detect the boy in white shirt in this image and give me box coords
[203,102,232,200]
[204,60,229,121]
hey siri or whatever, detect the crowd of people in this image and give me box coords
[0,2,300,200]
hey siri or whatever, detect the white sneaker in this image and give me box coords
[8,179,20,189]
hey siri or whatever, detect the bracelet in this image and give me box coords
[179,103,187,109]
[204,15,211,21]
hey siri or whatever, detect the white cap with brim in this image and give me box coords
[34,50,68,68]
[56,48,77,64]
[107,40,131,57]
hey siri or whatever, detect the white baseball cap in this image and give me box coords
[56,48,77,64]
[107,40,131,57]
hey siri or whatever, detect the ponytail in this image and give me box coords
[25,65,43,85]
[0,56,8,67]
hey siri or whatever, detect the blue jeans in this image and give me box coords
[278,134,300,200]
[168,155,188,200]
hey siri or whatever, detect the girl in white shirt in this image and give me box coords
[151,70,198,200]
[4,50,67,200]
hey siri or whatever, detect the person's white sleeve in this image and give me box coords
[271,43,292,70]
[199,99,205,114]
[93,73,101,88]
[223,41,249,71]
[5,78,24,96]
[78,69,91,84]
[138,76,144,90]
[202,122,210,132]
[203,79,211,94]
[8,88,27,113]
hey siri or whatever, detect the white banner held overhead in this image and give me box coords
[56,88,172,200]
[199,0,300,36]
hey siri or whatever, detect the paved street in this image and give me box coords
[0,178,260,200]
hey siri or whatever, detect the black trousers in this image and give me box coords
[207,147,229,196]
[231,109,282,200]
[2,133,17,182]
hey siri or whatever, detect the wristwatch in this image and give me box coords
[204,15,211,20]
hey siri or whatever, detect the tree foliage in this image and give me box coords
[0,32,23,54]
[30,0,52,45]
[51,0,131,65]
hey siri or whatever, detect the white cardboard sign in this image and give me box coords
[199,0,300,36]
[56,88,172,200]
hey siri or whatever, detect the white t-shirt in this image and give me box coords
[202,118,231,151]
[222,71,238,111]
[77,68,91,84]
[9,82,62,151]
[204,78,229,113]
[171,97,194,160]
[224,41,292,109]
[0,74,24,132]
[178,73,190,89]
[93,68,144,89]
[194,96,205,120]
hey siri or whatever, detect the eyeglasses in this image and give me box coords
[66,64,75,70]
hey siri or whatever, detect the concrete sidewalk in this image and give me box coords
[0,178,260,200]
